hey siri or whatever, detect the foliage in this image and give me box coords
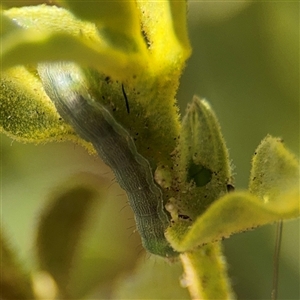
[1,1,299,299]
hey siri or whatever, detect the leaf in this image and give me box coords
[1,4,191,169]
[0,12,22,36]
[167,189,299,252]
[169,0,192,56]
[0,66,81,144]
[180,243,235,300]
[2,6,144,78]
[166,115,300,252]
[111,256,190,300]
[0,229,35,299]
[171,96,232,219]
[136,1,191,69]
[249,135,299,203]
[36,174,107,298]
[166,136,299,252]
[58,0,145,53]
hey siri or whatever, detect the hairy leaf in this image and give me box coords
[170,97,233,219]
[180,243,235,300]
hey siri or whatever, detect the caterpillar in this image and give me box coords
[38,62,177,257]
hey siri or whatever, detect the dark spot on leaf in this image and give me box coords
[178,214,192,221]
[141,29,151,48]
[226,184,235,192]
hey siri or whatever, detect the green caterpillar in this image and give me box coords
[38,62,177,257]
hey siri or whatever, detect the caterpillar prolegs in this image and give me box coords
[38,62,177,257]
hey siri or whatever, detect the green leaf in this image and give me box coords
[58,0,145,52]
[249,135,299,203]
[169,0,192,55]
[1,4,190,169]
[112,256,190,300]
[136,0,191,67]
[36,174,107,298]
[167,190,299,252]
[167,136,299,252]
[2,3,191,80]
[166,137,299,252]
[171,96,232,219]
[0,229,35,299]
[0,66,79,144]
[180,243,235,300]
[2,6,144,78]
[0,12,22,36]
[167,117,299,253]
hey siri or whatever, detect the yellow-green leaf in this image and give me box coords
[1,4,191,168]
[0,66,80,144]
[2,5,144,78]
[166,189,299,253]
[180,243,235,300]
[58,0,145,53]
[167,134,299,253]
[249,135,299,203]
[171,97,232,219]
[169,1,192,56]
[136,0,191,69]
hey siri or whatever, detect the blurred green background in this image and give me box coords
[1,1,299,299]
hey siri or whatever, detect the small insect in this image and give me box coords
[38,62,177,257]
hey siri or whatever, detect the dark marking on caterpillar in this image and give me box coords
[121,83,130,114]
[38,62,177,257]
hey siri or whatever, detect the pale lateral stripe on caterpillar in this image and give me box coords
[38,62,177,257]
